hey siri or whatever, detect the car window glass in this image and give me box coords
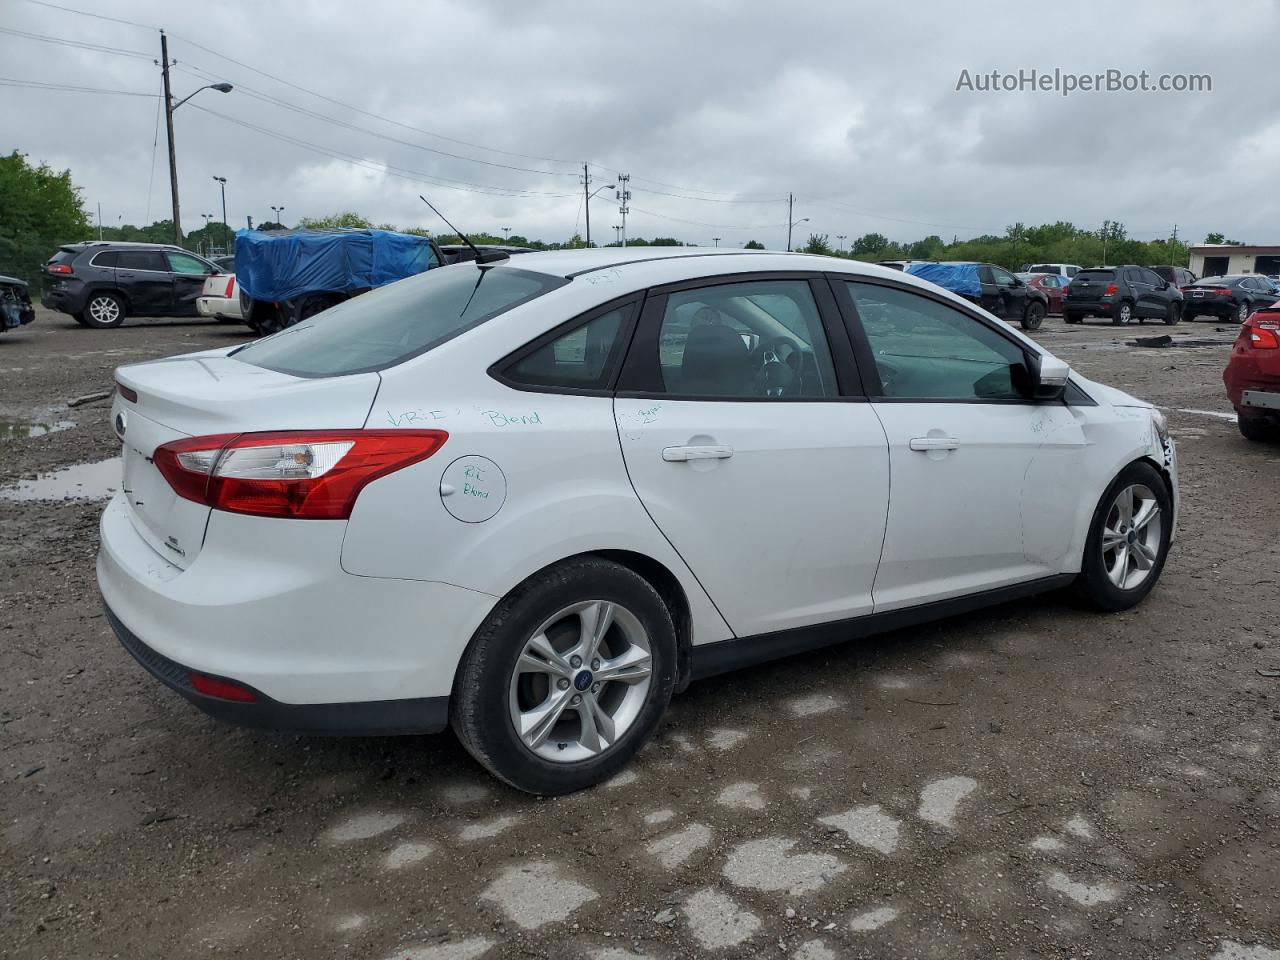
[977,265,994,284]
[116,251,167,271]
[234,266,566,377]
[991,266,1016,286]
[1142,269,1162,285]
[91,251,120,268]
[505,305,630,390]
[654,279,837,398]
[845,282,1028,401]
[167,252,211,275]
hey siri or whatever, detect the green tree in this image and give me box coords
[1204,232,1225,244]
[743,240,765,250]
[650,237,683,246]
[908,235,944,260]
[0,151,91,286]
[297,211,373,229]
[851,233,890,255]
[803,233,833,256]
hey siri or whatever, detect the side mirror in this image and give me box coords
[1027,352,1070,401]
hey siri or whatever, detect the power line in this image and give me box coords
[628,205,790,231]
[0,77,157,96]
[18,0,155,31]
[171,62,578,180]
[0,25,153,59]
[189,104,578,200]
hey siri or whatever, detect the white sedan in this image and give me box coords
[195,272,244,322]
[99,248,1177,794]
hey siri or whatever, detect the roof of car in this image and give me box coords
[0,274,29,287]
[500,246,817,278]
[63,241,185,252]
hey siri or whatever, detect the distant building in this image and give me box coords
[1188,244,1280,278]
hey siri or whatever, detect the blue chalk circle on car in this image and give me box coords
[440,455,506,523]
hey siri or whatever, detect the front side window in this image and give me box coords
[991,266,1017,286]
[167,252,212,275]
[846,281,1030,401]
[653,279,837,398]
[235,265,567,377]
[503,303,632,390]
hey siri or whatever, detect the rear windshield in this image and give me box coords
[233,265,567,377]
[1073,269,1114,282]
[1191,277,1233,286]
[1027,264,1058,273]
[49,248,78,265]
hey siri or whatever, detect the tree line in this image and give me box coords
[0,151,1246,290]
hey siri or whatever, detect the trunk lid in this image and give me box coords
[112,351,379,567]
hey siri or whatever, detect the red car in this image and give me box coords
[1224,303,1280,441]
[1015,272,1067,314]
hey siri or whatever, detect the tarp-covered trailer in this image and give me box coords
[234,228,443,334]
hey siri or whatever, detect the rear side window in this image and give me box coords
[234,265,567,377]
[116,251,168,271]
[90,251,120,268]
[502,302,634,391]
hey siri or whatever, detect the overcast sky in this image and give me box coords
[4,0,1278,249]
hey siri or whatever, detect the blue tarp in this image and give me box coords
[234,228,439,302]
[905,262,982,298]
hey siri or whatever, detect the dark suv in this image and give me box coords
[1063,265,1184,325]
[41,242,223,329]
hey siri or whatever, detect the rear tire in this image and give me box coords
[1112,301,1134,325]
[1237,302,1250,323]
[1064,312,1083,325]
[1074,461,1171,612]
[80,292,125,329]
[1237,413,1278,442]
[1164,302,1181,325]
[1021,301,1046,331]
[451,557,677,795]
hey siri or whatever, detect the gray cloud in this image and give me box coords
[3,0,1276,248]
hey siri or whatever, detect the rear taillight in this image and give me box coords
[47,263,73,275]
[1249,326,1279,349]
[115,380,138,403]
[224,276,236,297]
[1216,288,1231,297]
[154,430,447,519]
[1103,283,1118,296]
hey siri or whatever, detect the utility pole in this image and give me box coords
[213,176,228,253]
[616,174,631,247]
[97,202,103,241]
[160,31,181,245]
[787,193,794,252]
[1102,219,1111,265]
[712,237,720,247]
[581,163,592,247]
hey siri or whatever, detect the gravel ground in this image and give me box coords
[2,307,1278,960]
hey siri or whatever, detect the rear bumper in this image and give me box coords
[196,295,241,319]
[1063,299,1116,316]
[96,491,497,724]
[104,603,449,735]
[1183,300,1233,316]
[41,287,82,313]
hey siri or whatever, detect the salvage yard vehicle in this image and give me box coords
[196,272,243,323]
[906,261,1050,330]
[41,241,224,329]
[1183,275,1278,323]
[1,274,36,333]
[1224,302,1280,441]
[1016,272,1067,314]
[99,248,1178,794]
[235,227,444,334]
[1023,262,1082,280]
[1063,265,1183,326]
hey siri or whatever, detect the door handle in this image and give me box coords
[909,437,959,452]
[662,444,734,462]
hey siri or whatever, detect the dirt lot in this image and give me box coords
[2,307,1278,960]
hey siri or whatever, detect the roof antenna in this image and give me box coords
[418,195,506,265]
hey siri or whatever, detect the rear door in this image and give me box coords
[835,278,1086,610]
[166,251,216,316]
[115,250,173,315]
[614,274,890,637]
[1126,267,1157,317]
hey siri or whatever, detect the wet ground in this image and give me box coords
[2,308,1278,960]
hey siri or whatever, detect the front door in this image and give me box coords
[166,251,215,316]
[615,275,890,637]
[990,265,1026,323]
[836,278,1085,611]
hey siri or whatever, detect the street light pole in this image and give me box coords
[837,234,847,255]
[270,205,284,227]
[213,176,228,254]
[160,29,232,247]
[713,237,720,247]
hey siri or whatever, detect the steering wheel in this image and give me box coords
[756,335,802,396]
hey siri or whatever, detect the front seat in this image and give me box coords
[679,323,753,395]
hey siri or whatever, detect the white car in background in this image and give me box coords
[99,248,1177,794]
[196,272,244,323]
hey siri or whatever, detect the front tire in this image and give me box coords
[81,292,125,329]
[1237,301,1251,323]
[1164,302,1181,325]
[1074,461,1171,612]
[1021,301,1046,331]
[451,557,677,795]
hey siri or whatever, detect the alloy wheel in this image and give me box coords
[89,296,120,324]
[1118,303,1132,324]
[1100,483,1163,590]
[508,600,653,763]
